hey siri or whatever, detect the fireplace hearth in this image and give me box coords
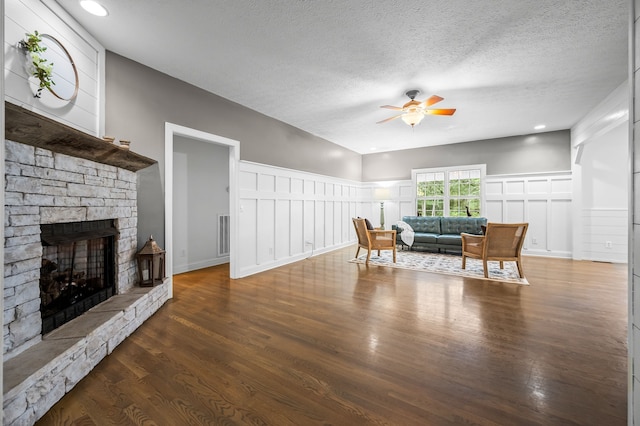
[40,219,118,334]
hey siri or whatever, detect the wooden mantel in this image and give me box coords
[4,102,156,172]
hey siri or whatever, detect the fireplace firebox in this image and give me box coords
[40,219,118,334]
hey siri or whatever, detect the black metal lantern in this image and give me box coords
[136,235,166,287]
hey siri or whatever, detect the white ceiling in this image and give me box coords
[56,0,628,154]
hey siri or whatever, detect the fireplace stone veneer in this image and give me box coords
[3,137,167,425]
[4,139,140,356]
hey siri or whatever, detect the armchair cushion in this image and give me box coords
[370,230,395,246]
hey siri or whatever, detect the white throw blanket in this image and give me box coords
[396,221,415,247]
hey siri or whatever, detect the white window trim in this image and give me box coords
[411,164,487,217]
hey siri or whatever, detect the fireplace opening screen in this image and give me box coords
[40,220,117,334]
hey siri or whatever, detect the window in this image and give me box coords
[413,165,485,217]
[416,171,445,216]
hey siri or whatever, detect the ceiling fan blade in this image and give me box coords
[380,105,404,111]
[376,114,404,124]
[422,95,444,107]
[424,108,456,116]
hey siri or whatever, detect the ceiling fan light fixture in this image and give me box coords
[401,110,424,127]
[378,90,455,128]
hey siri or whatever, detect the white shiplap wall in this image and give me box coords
[4,0,104,136]
[581,208,628,263]
[485,172,573,258]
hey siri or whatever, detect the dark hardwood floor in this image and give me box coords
[37,247,628,425]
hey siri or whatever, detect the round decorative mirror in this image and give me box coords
[39,34,79,101]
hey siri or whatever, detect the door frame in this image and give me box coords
[164,122,240,297]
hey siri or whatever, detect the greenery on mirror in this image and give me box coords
[18,31,55,98]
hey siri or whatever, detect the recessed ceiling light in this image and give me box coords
[534,124,546,130]
[80,0,108,16]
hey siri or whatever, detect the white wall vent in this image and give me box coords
[218,214,230,256]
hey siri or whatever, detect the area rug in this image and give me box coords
[349,250,529,285]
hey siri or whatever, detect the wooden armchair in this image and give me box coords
[352,218,397,264]
[461,222,528,278]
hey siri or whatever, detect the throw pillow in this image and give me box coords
[364,218,374,230]
[358,216,374,230]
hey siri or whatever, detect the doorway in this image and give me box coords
[164,123,240,297]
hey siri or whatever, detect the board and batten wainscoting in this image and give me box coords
[235,165,577,278]
[237,161,361,277]
[365,174,573,259]
[485,172,573,258]
[359,181,415,230]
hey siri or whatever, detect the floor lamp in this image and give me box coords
[374,187,391,229]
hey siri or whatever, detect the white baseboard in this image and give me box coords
[173,256,230,275]
[521,249,572,259]
[236,241,354,278]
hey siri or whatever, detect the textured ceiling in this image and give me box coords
[55,0,628,154]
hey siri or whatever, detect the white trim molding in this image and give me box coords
[164,122,240,293]
[571,79,629,150]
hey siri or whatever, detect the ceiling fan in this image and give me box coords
[377,90,456,128]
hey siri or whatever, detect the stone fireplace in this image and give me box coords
[3,138,139,357]
[3,102,169,425]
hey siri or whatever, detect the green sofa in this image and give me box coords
[392,216,487,252]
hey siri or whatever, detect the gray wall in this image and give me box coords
[173,136,229,273]
[105,50,571,250]
[361,130,571,181]
[105,52,362,248]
